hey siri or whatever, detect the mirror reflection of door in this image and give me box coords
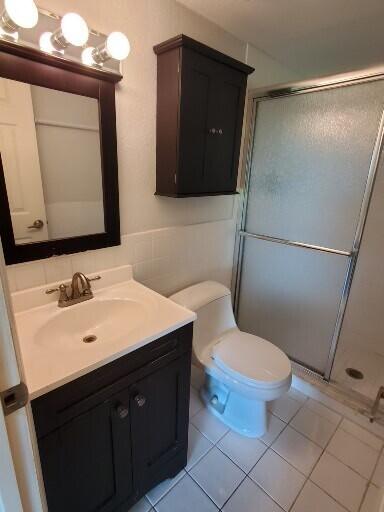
[0,77,104,246]
[0,78,48,243]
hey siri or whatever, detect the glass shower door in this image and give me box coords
[236,79,384,375]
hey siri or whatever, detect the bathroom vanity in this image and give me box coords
[12,267,196,512]
[32,325,192,512]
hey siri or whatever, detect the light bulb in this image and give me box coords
[4,0,38,29]
[60,12,88,47]
[39,32,61,54]
[106,32,130,60]
[0,25,18,41]
[91,31,130,64]
[81,47,98,66]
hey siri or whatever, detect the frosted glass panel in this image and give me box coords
[237,238,349,373]
[246,81,384,251]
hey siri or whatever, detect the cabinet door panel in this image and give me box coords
[131,354,190,493]
[205,73,245,192]
[38,388,133,512]
[179,49,213,194]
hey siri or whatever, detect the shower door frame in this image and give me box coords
[233,66,384,380]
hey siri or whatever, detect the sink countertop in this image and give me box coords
[13,266,196,399]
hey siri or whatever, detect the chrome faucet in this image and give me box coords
[71,272,92,298]
[46,273,101,307]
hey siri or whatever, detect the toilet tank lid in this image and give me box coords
[169,281,231,311]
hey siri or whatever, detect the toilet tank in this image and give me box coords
[170,281,236,363]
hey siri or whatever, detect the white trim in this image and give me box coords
[0,406,23,512]
[0,241,45,512]
[34,119,99,132]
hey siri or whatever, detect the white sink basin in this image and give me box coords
[35,298,148,352]
[13,269,196,399]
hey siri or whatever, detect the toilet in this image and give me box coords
[170,281,292,437]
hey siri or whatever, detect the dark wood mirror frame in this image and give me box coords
[0,40,122,265]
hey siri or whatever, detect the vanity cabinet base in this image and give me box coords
[31,324,193,512]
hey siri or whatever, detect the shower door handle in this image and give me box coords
[238,231,351,257]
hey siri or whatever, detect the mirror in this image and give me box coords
[0,41,121,264]
[1,78,104,244]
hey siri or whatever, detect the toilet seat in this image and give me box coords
[212,330,291,389]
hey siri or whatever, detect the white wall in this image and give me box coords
[246,43,299,89]
[336,146,384,359]
[6,0,295,295]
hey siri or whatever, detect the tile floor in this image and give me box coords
[130,383,384,512]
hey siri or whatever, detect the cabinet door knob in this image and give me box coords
[218,128,223,135]
[134,395,146,408]
[116,404,129,419]
[209,128,216,134]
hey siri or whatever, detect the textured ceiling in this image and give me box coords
[177,0,384,78]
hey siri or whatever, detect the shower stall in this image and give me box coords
[233,69,384,404]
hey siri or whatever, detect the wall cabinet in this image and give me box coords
[154,34,254,197]
[32,324,192,512]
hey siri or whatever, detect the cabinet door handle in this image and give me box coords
[218,128,223,135]
[134,395,146,408]
[116,404,129,419]
[209,128,216,134]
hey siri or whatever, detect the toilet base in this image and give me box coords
[200,376,268,438]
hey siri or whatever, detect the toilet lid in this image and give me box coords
[212,331,291,388]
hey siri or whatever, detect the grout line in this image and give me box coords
[287,471,308,512]
[358,444,384,511]
[284,399,339,448]
[187,388,382,512]
[148,471,188,509]
[186,454,243,510]
[367,443,384,485]
[358,483,370,512]
[338,418,384,452]
[288,418,336,449]
[287,389,309,406]
[287,403,342,510]
[322,427,376,481]
[273,400,347,510]
[304,419,366,512]
[304,398,343,427]
[214,471,248,510]
[326,450,374,483]
[242,411,306,509]
[185,441,215,473]
[187,408,279,509]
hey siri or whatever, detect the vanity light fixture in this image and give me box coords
[50,12,89,51]
[82,31,130,66]
[0,3,128,76]
[39,31,63,55]
[81,46,98,66]
[0,0,38,40]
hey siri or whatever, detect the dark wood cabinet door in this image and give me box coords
[204,67,246,193]
[178,48,213,194]
[130,354,191,493]
[38,387,134,512]
[179,49,246,194]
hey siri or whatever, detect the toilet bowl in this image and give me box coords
[170,281,292,437]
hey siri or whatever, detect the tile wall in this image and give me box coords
[6,219,236,297]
